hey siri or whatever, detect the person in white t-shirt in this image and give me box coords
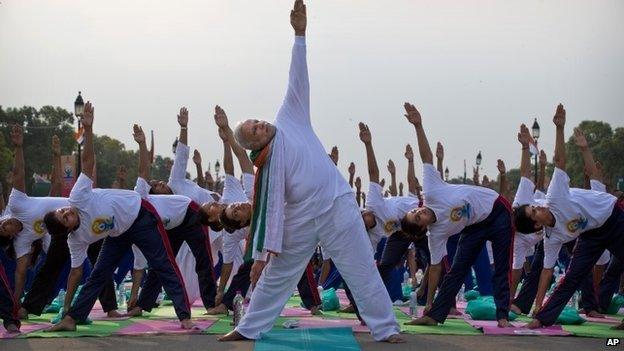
[523,105,623,329]
[42,102,194,332]
[219,1,402,343]
[402,102,513,328]
[125,124,217,316]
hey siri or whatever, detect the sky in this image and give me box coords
[1,0,623,188]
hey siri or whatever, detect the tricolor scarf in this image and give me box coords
[244,129,285,261]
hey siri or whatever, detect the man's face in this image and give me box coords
[0,218,23,239]
[524,205,550,230]
[205,203,225,223]
[239,119,276,150]
[225,202,252,224]
[54,207,80,232]
[361,211,377,230]
[407,207,435,228]
[149,180,173,195]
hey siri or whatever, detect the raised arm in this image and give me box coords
[49,135,62,196]
[193,150,205,187]
[10,125,25,192]
[214,105,254,174]
[552,104,566,170]
[329,146,339,166]
[355,177,362,207]
[573,128,598,180]
[80,102,95,179]
[276,0,309,125]
[112,166,127,189]
[358,123,380,184]
[133,124,150,180]
[348,162,355,188]
[404,144,418,194]
[178,107,188,145]
[497,159,507,197]
[387,160,397,196]
[538,150,547,191]
[404,103,433,165]
[219,128,234,176]
[435,142,444,178]
[518,124,533,179]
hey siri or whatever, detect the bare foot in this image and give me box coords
[340,304,355,313]
[510,304,522,314]
[526,319,542,329]
[205,304,229,315]
[585,310,605,318]
[125,306,143,317]
[5,323,20,334]
[46,316,77,332]
[611,321,624,330]
[310,305,323,316]
[497,319,510,328]
[17,307,29,320]
[181,319,198,330]
[218,330,251,341]
[384,333,406,343]
[404,316,438,326]
[107,310,123,318]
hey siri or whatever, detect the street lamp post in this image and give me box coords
[74,92,84,175]
[444,167,449,182]
[532,118,541,183]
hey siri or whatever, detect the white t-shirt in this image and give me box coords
[542,175,615,269]
[242,173,255,202]
[365,182,419,248]
[8,189,67,258]
[276,36,353,224]
[423,164,500,264]
[67,173,142,268]
[169,142,219,206]
[221,174,250,264]
[512,177,545,269]
[134,177,191,230]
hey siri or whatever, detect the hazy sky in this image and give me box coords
[1,0,623,187]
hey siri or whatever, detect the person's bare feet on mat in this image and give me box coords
[219,330,251,341]
[46,316,77,332]
[125,306,143,317]
[107,310,123,318]
[384,334,406,343]
[404,315,438,326]
[181,319,198,330]
[205,303,228,315]
[340,304,355,313]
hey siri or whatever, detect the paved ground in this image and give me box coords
[1,333,615,351]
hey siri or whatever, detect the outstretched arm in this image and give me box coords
[10,125,25,192]
[277,0,309,125]
[80,102,95,179]
[219,128,234,176]
[388,160,397,196]
[358,123,380,184]
[214,105,254,174]
[552,104,566,170]
[404,103,433,165]
[573,128,598,180]
[497,159,507,198]
[518,124,533,179]
[435,142,444,178]
[538,150,547,191]
[193,150,205,187]
[404,144,418,194]
[348,163,355,188]
[178,107,188,145]
[355,177,362,206]
[133,124,150,180]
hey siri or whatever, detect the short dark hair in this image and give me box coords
[219,210,250,234]
[513,205,539,234]
[198,208,223,232]
[44,211,70,236]
[400,216,427,239]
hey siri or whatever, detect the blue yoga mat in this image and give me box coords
[254,327,361,351]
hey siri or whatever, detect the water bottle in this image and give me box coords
[409,291,418,318]
[117,282,127,309]
[233,290,245,327]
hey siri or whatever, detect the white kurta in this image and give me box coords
[235,36,399,341]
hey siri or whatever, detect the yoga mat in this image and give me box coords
[580,314,621,325]
[281,306,315,318]
[288,317,369,333]
[255,327,360,351]
[114,318,216,335]
[204,316,291,335]
[335,289,350,306]
[398,306,464,319]
[319,309,359,320]
[25,319,134,338]
[1,323,49,339]
[88,309,131,321]
[395,311,480,335]
[563,322,624,338]
[467,320,571,336]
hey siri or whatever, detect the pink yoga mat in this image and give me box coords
[281,306,314,317]
[336,289,350,306]
[88,309,131,321]
[580,314,621,325]
[399,306,465,319]
[468,320,571,336]
[0,322,50,339]
[290,317,370,333]
[114,318,217,335]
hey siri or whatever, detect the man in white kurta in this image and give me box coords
[223,1,400,343]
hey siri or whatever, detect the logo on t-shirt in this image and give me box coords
[450,203,471,222]
[566,216,588,234]
[33,219,46,235]
[91,217,115,234]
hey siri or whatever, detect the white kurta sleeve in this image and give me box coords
[169,142,190,183]
[275,36,310,127]
[134,177,151,199]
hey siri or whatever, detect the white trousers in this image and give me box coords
[236,194,400,341]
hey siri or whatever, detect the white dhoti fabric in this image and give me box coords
[235,194,399,341]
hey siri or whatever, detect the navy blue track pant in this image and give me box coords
[0,262,20,330]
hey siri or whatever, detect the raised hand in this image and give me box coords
[403,102,422,126]
[573,127,588,149]
[436,142,444,160]
[404,144,414,161]
[290,0,307,36]
[355,176,361,190]
[214,105,229,129]
[553,103,566,128]
[497,159,506,174]
[539,150,547,166]
[517,124,533,147]
[81,102,94,129]
[330,146,339,165]
[133,124,146,144]
[52,135,61,156]
[387,160,396,175]
[193,149,202,165]
[177,107,188,127]
[10,124,23,147]
[380,178,386,188]
[399,182,404,192]
[358,122,372,144]
[348,162,355,176]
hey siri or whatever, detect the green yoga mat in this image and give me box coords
[204,316,291,335]
[563,322,624,338]
[255,327,360,351]
[319,309,359,320]
[24,319,133,338]
[395,311,481,335]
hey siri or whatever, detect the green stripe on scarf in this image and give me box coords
[245,147,271,261]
